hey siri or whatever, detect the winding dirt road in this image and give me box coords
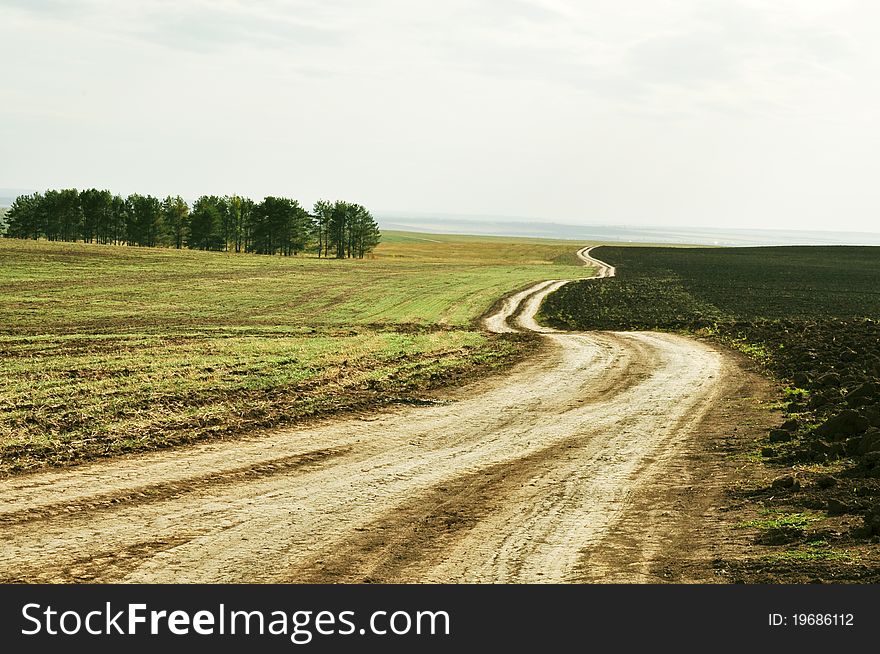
[0,247,736,583]
[483,247,614,334]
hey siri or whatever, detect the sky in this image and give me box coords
[1,0,879,233]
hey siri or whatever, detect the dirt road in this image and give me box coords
[483,247,614,334]
[0,248,740,583]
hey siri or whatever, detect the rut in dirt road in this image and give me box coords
[0,247,730,583]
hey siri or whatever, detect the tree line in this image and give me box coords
[2,189,380,258]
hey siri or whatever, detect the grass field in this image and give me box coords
[0,232,595,473]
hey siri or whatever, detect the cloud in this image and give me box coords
[1,0,341,54]
[0,0,90,13]
[625,34,738,87]
[467,0,568,25]
[592,1,856,117]
[130,4,341,54]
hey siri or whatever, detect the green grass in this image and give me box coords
[1,233,597,332]
[735,510,822,530]
[766,542,857,563]
[0,233,593,473]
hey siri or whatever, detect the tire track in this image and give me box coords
[0,447,346,528]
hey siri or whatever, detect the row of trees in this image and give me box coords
[2,190,380,258]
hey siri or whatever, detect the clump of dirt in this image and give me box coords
[734,320,880,563]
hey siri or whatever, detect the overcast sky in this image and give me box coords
[2,0,878,232]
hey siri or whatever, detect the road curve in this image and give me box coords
[0,246,727,583]
[483,246,615,334]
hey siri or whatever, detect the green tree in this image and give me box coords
[3,188,376,257]
[329,201,348,258]
[226,195,255,253]
[127,194,164,247]
[324,201,380,258]
[189,196,224,250]
[218,197,232,252]
[41,189,82,242]
[350,204,381,258]
[79,189,113,244]
[109,195,128,245]
[162,195,190,249]
[312,200,333,258]
[286,200,312,255]
[251,196,311,255]
[4,192,44,239]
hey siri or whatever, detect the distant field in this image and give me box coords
[1,232,597,332]
[0,232,594,473]
[541,246,880,329]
